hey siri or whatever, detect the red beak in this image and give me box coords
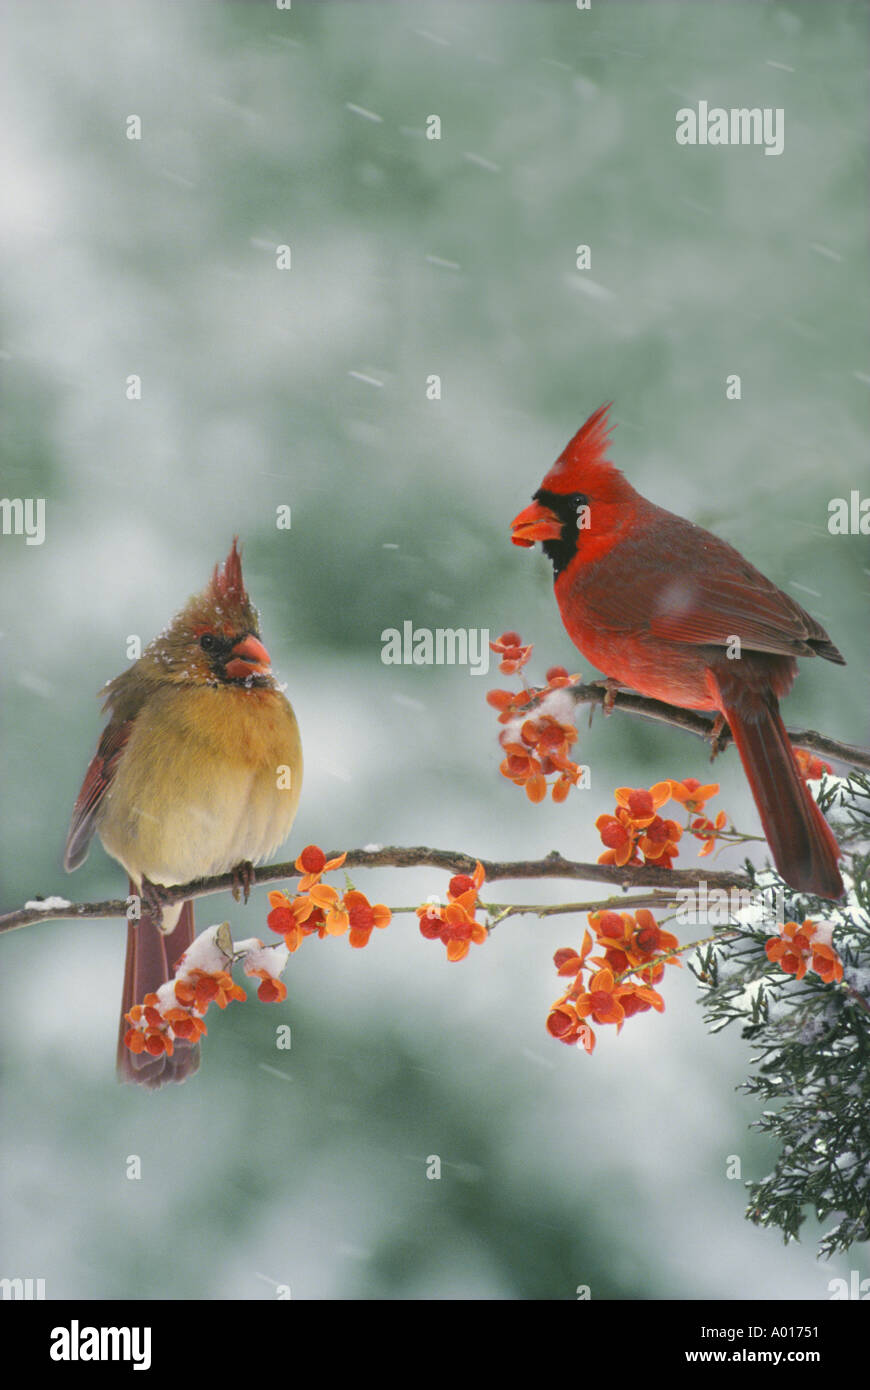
[510,500,563,548]
[225,634,271,679]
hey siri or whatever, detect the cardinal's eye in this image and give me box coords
[199,633,217,652]
[572,493,589,512]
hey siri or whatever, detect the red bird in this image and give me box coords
[511,404,845,900]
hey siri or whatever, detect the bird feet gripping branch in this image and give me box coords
[139,876,175,933]
[585,678,623,729]
[598,677,623,716]
[707,713,731,763]
[231,860,256,904]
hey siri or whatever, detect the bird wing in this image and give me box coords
[575,510,845,663]
[64,719,134,870]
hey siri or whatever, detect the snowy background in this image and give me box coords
[1,0,868,1299]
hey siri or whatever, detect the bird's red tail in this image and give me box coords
[117,887,199,1088]
[714,681,843,901]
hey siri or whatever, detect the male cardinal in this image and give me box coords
[511,404,845,900]
[64,539,303,1088]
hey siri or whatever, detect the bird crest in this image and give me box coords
[209,537,248,608]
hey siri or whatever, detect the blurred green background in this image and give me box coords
[1,0,868,1300]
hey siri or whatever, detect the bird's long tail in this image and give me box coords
[117,885,200,1088]
[714,676,843,901]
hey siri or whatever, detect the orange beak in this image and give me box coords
[510,500,563,548]
[225,634,272,680]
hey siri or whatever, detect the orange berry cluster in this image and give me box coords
[123,926,287,1060]
[793,749,834,781]
[597,779,728,869]
[125,970,241,1060]
[487,632,585,803]
[124,845,393,1064]
[416,861,488,961]
[765,919,844,984]
[267,845,391,951]
[546,909,682,1053]
[489,630,533,674]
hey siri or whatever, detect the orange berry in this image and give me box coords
[299,845,326,874]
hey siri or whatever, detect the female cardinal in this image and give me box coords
[511,404,845,901]
[64,539,303,1087]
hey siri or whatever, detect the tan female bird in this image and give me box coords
[64,539,303,1088]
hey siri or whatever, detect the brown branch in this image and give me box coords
[353,890,695,921]
[0,850,755,936]
[481,891,687,921]
[561,682,870,772]
[3,700,860,937]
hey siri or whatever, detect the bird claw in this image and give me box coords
[597,678,622,716]
[231,861,255,903]
[708,714,730,762]
[140,876,173,933]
